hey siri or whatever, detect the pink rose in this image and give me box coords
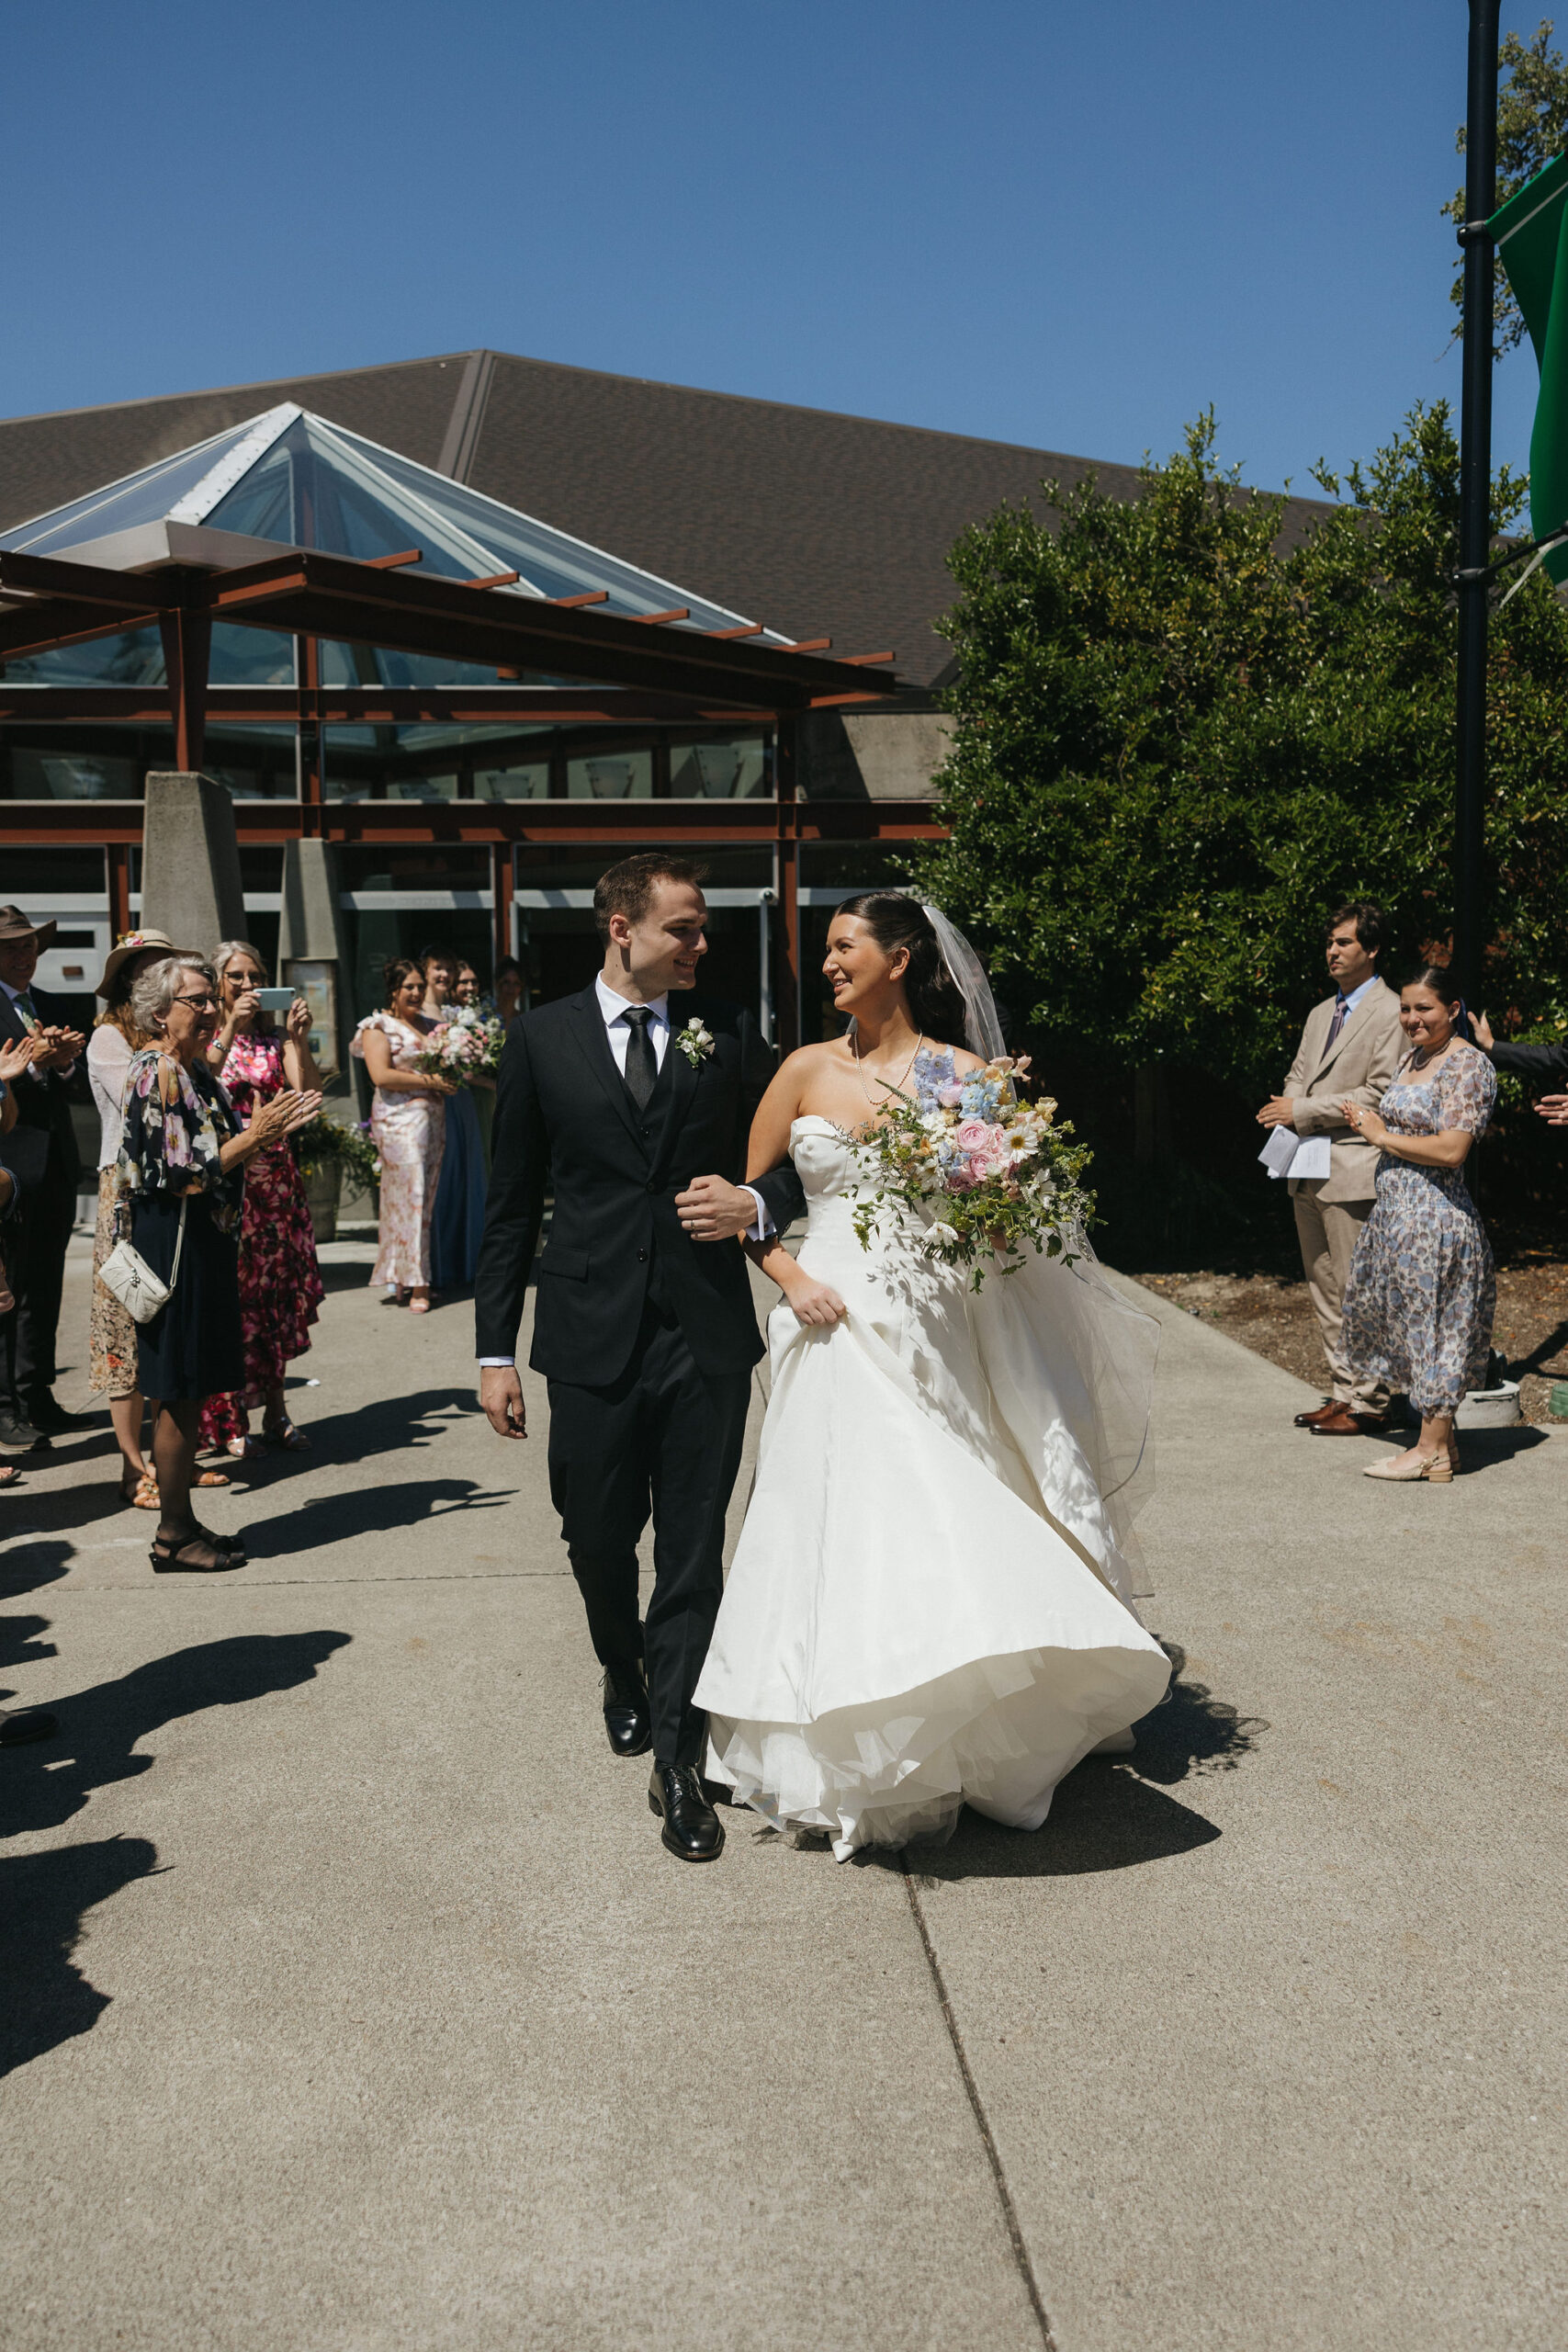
[946,1162,982,1193]
[937,1083,964,1108]
[954,1119,992,1154]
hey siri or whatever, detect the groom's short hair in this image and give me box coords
[593,854,708,942]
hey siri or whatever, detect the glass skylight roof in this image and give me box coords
[1,420,271,558]
[1,402,780,688]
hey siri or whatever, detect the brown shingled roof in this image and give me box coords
[0,347,1329,689]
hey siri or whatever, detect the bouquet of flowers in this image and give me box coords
[848,1057,1094,1290]
[413,1001,504,1087]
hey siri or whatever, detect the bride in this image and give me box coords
[695,892,1171,1860]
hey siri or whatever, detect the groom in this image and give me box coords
[476,855,805,1862]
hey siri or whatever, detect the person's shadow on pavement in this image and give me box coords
[0,1837,159,2078]
[0,1630,350,2078]
[1,1630,351,1844]
[240,1477,510,1556]
[273,1387,485,1471]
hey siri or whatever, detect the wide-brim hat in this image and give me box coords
[0,904,57,953]
[95,929,179,999]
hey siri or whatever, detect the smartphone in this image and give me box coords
[255,987,295,1012]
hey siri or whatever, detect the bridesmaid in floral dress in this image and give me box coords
[1340,966,1497,1485]
[198,942,325,1461]
[352,957,457,1312]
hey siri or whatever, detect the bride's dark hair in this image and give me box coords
[834,892,969,1047]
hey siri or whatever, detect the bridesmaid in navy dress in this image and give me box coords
[422,948,488,1293]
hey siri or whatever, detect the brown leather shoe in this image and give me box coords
[1293,1401,1339,1428]
[1308,1405,1392,1436]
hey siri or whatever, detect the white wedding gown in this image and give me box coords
[696,1108,1173,1860]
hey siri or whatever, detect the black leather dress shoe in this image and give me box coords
[0,1704,59,1746]
[603,1664,652,1758]
[649,1763,725,1862]
[27,1395,93,1435]
[0,1405,41,1451]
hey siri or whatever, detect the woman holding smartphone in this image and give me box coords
[198,940,325,1459]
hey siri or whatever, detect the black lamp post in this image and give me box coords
[1454,0,1500,1001]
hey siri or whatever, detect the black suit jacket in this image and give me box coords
[0,984,81,1193]
[1488,1037,1568,1085]
[475,989,807,1385]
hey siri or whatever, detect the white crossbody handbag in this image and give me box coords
[99,1196,186,1325]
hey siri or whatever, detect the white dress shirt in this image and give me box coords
[1335,974,1379,1021]
[477,979,770,1367]
[595,972,672,1074]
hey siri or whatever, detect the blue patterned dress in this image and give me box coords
[1340,1043,1497,1417]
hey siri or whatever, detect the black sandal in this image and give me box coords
[191,1519,246,1563]
[149,1531,242,1574]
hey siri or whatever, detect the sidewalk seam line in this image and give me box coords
[901,1864,1057,2350]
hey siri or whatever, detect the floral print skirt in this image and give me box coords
[1341,1161,1495,1417]
[88,1165,140,1401]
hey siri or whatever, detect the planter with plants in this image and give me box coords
[293,1114,382,1243]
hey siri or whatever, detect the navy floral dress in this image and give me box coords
[1340,1042,1496,1418]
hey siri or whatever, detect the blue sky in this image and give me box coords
[2,1,1547,492]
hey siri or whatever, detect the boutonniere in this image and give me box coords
[676,1019,716,1069]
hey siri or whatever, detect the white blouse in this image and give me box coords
[87,1023,134,1171]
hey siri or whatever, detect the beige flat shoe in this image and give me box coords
[1363,1449,1452,1484]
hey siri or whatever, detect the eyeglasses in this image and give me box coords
[173,992,219,1011]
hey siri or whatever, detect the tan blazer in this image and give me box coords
[1280,979,1405,1203]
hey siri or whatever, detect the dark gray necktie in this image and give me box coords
[622,1007,658,1112]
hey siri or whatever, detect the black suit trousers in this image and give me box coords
[547,1298,750,1769]
[1,1168,75,1405]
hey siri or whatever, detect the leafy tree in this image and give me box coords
[1445,17,1568,357]
[907,405,1568,1121]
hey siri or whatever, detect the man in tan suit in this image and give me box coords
[1257,903,1405,1436]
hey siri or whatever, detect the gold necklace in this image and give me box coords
[852,1023,924,1112]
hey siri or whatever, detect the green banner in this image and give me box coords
[1490,150,1568,582]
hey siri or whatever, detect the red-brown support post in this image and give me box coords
[107,841,131,941]
[490,840,510,978]
[159,603,212,774]
[296,634,324,836]
[775,715,801,1051]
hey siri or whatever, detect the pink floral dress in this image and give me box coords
[197,1030,324,1447]
[352,1012,446,1289]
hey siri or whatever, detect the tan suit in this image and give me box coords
[1280,979,1404,1409]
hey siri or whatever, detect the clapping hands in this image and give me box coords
[0,1035,41,1086]
[254,1087,323,1145]
[28,1025,84,1071]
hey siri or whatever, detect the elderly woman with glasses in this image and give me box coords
[118,956,321,1573]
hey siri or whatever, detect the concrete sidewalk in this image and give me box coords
[1,1247,1563,2350]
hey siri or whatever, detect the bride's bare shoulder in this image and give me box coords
[778,1040,844,1080]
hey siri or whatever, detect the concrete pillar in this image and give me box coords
[140,773,246,954]
[278,836,355,1101]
